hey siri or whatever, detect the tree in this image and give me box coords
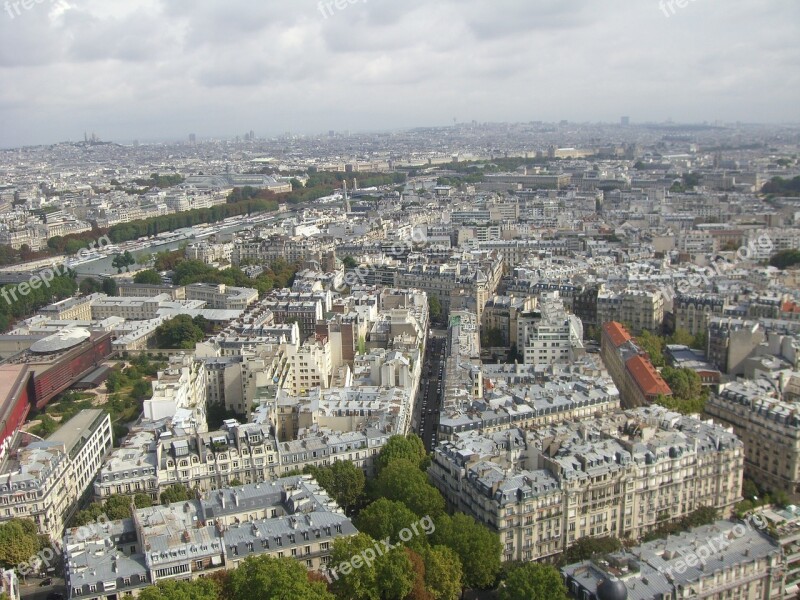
[79,278,102,295]
[155,315,205,349]
[131,379,153,402]
[431,513,501,589]
[405,548,434,600]
[330,534,380,600]
[37,414,58,436]
[428,295,442,322]
[329,533,416,600]
[160,484,191,505]
[355,499,423,548]
[228,555,333,600]
[661,367,704,401]
[499,563,568,600]
[134,493,153,509]
[101,277,118,296]
[134,270,162,285]
[0,520,39,569]
[636,330,665,367]
[372,459,445,518]
[769,249,800,270]
[342,256,358,269]
[376,546,415,600]
[423,545,462,600]
[374,434,428,473]
[561,536,622,566]
[105,495,135,520]
[138,578,221,600]
[111,252,135,274]
[667,328,695,347]
[325,460,366,515]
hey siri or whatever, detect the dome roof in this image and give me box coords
[597,577,628,600]
[30,327,91,354]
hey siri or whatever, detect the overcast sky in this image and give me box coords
[0,0,798,147]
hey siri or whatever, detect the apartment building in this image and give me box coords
[283,335,332,396]
[751,504,800,599]
[708,317,767,376]
[184,241,233,265]
[481,295,536,348]
[516,293,584,365]
[263,295,325,341]
[67,476,355,600]
[597,289,664,335]
[705,379,800,500]
[155,422,280,494]
[185,283,258,311]
[601,322,672,408]
[94,430,159,501]
[145,355,207,433]
[429,406,743,563]
[232,236,336,267]
[673,293,726,337]
[38,295,97,321]
[0,410,112,540]
[117,282,186,300]
[562,520,783,600]
[90,294,200,321]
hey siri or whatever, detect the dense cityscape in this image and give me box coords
[1,2,800,600]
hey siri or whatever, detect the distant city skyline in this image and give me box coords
[1,0,798,148]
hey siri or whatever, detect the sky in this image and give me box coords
[0,0,798,148]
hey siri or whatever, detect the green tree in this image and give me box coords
[160,484,191,505]
[138,578,221,600]
[375,434,428,473]
[79,278,102,295]
[769,249,800,269]
[355,499,423,548]
[431,513,501,589]
[691,329,707,352]
[667,328,694,347]
[133,269,162,285]
[423,545,463,600]
[342,256,358,269]
[101,277,118,296]
[636,330,665,367]
[111,252,135,274]
[372,459,445,518]
[228,555,333,600]
[499,563,568,600]
[71,503,106,527]
[324,460,366,515]
[0,520,39,569]
[37,414,59,436]
[134,493,153,509]
[661,367,704,401]
[428,295,442,322]
[561,536,622,566]
[376,546,415,600]
[330,533,380,600]
[104,495,135,520]
[155,315,206,349]
[131,379,153,402]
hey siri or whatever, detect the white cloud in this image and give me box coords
[0,0,798,146]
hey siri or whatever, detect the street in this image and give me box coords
[414,333,446,452]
